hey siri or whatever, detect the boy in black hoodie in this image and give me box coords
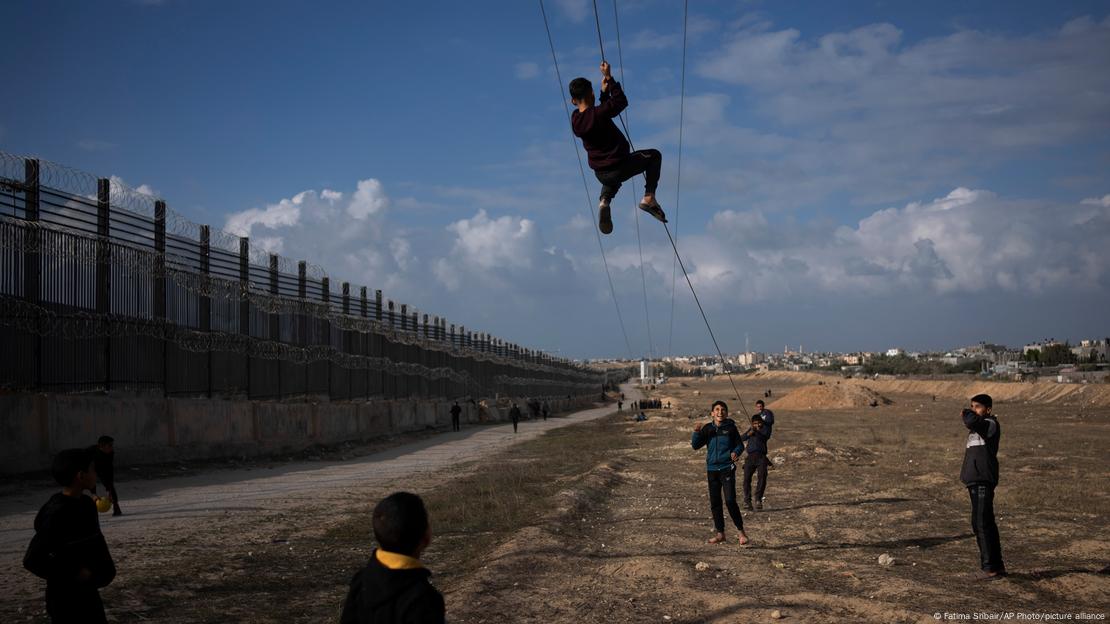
[960,393,1006,580]
[740,416,771,511]
[340,492,445,624]
[569,61,666,235]
[25,447,117,623]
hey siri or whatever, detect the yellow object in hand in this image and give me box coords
[95,496,112,513]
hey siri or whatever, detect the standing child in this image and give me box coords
[450,402,462,433]
[24,448,117,624]
[691,401,750,545]
[569,61,666,234]
[90,436,121,516]
[740,416,771,510]
[961,393,1006,579]
[340,492,445,623]
[509,403,522,434]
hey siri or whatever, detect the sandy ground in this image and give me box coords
[0,389,640,622]
[4,374,1108,623]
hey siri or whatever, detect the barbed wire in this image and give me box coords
[0,295,599,393]
[0,217,597,384]
[0,150,593,381]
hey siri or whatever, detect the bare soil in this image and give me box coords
[4,374,1109,623]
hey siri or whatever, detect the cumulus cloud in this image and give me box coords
[680,15,1110,210]
[688,188,1110,299]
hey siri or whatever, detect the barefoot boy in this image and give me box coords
[691,401,750,545]
[570,61,666,235]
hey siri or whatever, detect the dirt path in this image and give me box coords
[1,386,640,620]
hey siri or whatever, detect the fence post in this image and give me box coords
[22,159,42,389]
[342,282,351,399]
[322,276,331,400]
[200,225,211,398]
[239,237,250,398]
[97,178,111,391]
[360,286,368,400]
[154,200,167,395]
[269,254,280,398]
[298,261,307,398]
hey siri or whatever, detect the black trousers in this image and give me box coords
[968,484,1004,572]
[46,584,107,624]
[743,453,768,503]
[100,480,121,514]
[451,414,460,432]
[511,417,518,433]
[706,467,744,533]
[595,149,662,201]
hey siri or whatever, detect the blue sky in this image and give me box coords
[3,0,1109,359]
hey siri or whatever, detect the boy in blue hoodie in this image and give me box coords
[691,401,750,545]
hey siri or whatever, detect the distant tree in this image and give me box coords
[1024,349,1041,363]
[1040,343,1076,367]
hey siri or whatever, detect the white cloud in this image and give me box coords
[689,187,1110,299]
[224,193,303,236]
[347,178,388,220]
[514,62,539,80]
[1081,194,1110,207]
[681,15,1110,210]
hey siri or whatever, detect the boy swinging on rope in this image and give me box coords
[570,61,666,235]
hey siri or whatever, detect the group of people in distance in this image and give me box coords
[687,393,1006,581]
[22,391,1005,623]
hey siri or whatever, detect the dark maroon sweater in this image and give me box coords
[571,80,630,171]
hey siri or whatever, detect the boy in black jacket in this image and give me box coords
[740,416,771,510]
[25,447,117,623]
[960,393,1006,579]
[569,61,666,235]
[340,492,445,624]
[90,435,122,516]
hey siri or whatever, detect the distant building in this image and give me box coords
[885,348,904,357]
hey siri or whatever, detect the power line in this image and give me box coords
[539,0,635,360]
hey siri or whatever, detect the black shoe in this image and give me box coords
[598,199,613,234]
[639,197,667,223]
[754,500,763,510]
[742,502,753,511]
[113,510,123,517]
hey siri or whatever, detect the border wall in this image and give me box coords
[0,152,609,474]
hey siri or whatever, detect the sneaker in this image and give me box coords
[639,197,667,223]
[742,501,754,511]
[754,500,763,511]
[598,199,613,234]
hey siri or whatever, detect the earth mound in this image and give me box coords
[771,383,893,410]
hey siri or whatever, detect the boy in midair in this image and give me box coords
[961,393,1006,579]
[570,61,666,235]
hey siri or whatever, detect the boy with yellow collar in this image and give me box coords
[340,492,445,623]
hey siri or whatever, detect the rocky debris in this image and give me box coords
[878,553,895,567]
[695,561,710,571]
